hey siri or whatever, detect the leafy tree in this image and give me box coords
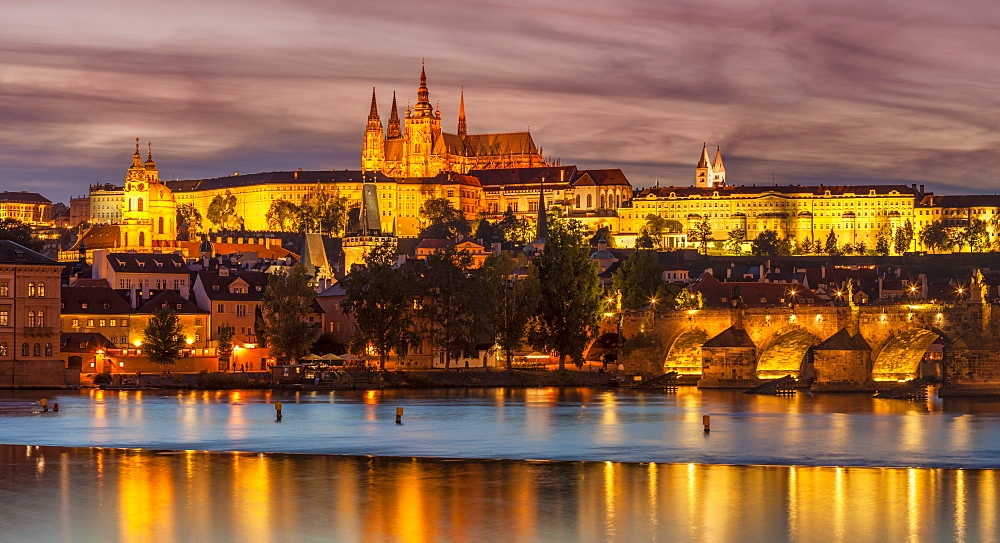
[919,220,952,253]
[643,214,669,249]
[176,204,203,240]
[473,219,502,245]
[612,250,663,310]
[526,220,603,370]
[725,227,746,255]
[206,190,243,231]
[876,224,892,256]
[142,307,185,374]
[963,218,990,252]
[0,218,43,251]
[216,323,235,371]
[635,229,657,250]
[853,241,868,255]
[419,198,469,239]
[751,230,781,256]
[261,264,320,363]
[824,229,840,256]
[478,254,540,369]
[688,218,713,254]
[340,240,416,370]
[265,199,300,232]
[590,225,614,247]
[418,248,483,369]
[496,209,533,246]
[894,219,915,254]
[298,184,349,235]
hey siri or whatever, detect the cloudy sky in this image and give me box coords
[2,0,999,203]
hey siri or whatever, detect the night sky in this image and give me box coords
[2,0,999,204]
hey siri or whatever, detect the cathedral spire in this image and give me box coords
[413,62,433,117]
[131,137,143,169]
[387,91,401,138]
[366,87,383,133]
[458,87,467,136]
[697,142,710,169]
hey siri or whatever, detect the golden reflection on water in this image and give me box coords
[2,445,999,542]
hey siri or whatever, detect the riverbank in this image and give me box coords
[90,368,618,390]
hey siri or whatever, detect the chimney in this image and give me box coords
[920,184,925,193]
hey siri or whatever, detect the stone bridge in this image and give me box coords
[616,302,1000,395]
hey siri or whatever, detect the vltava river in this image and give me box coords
[2,387,1000,541]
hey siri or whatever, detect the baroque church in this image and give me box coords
[362,66,547,177]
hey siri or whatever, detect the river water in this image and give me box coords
[2,387,999,541]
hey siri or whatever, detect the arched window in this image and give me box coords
[586,195,592,208]
[27,311,35,327]
[37,283,44,297]
[137,198,144,212]
[27,282,35,297]
[0,343,7,356]
[139,232,145,246]
[601,194,606,209]
[575,195,581,208]
[124,232,129,246]
[158,216,165,234]
[37,310,44,327]
[44,343,52,356]
[33,343,40,356]
[22,343,29,356]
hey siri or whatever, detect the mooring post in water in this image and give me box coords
[53,403,59,412]
[395,407,404,424]
[275,402,283,422]
[703,415,710,433]
[40,399,48,412]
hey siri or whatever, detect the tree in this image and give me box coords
[176,204,203,240]
[824,229,840,256]
[298,184,349,235]
[207,190,243,231]
[688,218,713,254]
[265,199,300,232]
[473,219,502,245]
[261,264,320,363]
[419,248,483,369]
[894,219,914,254]
[496,209,532,246]
[643,215,669,249]
[612,250,663,310]
[340,240,416,370]
[876,224,892,256]
[919,220,952,253]
[962,218,990,252]
[526,220,603,370]
[142,307,185,374]
[0,218,43,251]
[726,227,746,255]
[479,254,540,369]
[751,230,781,256]
[853,241,868,255]
[419,198,469,239]
[216,323,235,371]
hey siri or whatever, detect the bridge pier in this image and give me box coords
[940,331,1000,396]
[811,328,877,392]
[697,326,760,389]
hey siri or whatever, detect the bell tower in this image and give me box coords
[404,64,442,177]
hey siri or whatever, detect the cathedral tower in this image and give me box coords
[120,139,178,252]
[404,65,443,177]
[362,88,386,173]
[695,144,727,188]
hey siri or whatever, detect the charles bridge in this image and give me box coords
[616,301,1000,395]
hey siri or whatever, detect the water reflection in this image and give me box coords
[2,445,998,541]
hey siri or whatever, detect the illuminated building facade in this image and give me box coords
[0,191,52,226]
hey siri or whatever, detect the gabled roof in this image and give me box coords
[69,278,110,288]
[60,332,114,353]
[137,290,208,314]
[703,326,756,348]
[195,269,269,301]
[814,328,871,351]
[69,225,120,251]
[0,240,59,265]
[61,286,133,314]
[105,252,188,274]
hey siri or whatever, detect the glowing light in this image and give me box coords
[133,340,142,347]
[604,312,614,317]
[185,338,194,345]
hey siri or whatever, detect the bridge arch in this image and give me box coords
[756,326,821,379]
[663,328,709,375]
[872,328,947,382]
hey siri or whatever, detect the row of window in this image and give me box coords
[0,282,46,298]
[0,310,49,327]
[0,342,52,357]
[217,304,248,317]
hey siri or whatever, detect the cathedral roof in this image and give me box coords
[385,139,404,161]
[461,132,538,157]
